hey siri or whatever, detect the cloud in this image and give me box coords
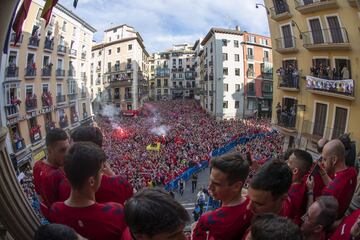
[59,0,269,52]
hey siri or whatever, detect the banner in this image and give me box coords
[146,142,160,151]
[306,76,354,95]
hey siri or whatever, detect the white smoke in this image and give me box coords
[150,125,171,136]
[101,104,119,119]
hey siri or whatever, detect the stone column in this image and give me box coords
[0,127,40,240]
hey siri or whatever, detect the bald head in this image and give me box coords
[323,139,345,161]
[317,138,328,154]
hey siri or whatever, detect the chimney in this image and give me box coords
[235,25,240,31]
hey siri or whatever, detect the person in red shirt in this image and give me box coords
[308,139,357,218]
[33,128,69,218]
[34,223,85,240]
[301,196,338,240]
[192,152,252,240]
[330,209,360,240]
[124,188,190,240]
[48,142,130,240]
[248,159,293,218]
[287,149,313,225]
[248,213,302,240]
[58,126,134,204]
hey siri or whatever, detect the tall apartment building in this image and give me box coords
[90,24,149,113]
[0,0,95,167]
[263,0,360,151]
[148,54,156,100]
[169,44,196,99]
[242,32,273,118]
[152,52,171,100]
[192,39,203,101]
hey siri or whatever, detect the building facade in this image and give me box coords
[263,0,360,151]
[0,0,95,167]
[90,24,149,114]
[152,52,171,100]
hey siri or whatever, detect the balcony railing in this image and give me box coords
[5,105,19,116]
[24,66,36,78]
[246,55,254,61]
[68,69,76,77]
[247,90,256,96]
[44,39,54,51]
[69,49,77,57]
[25,95,37,111]
[81,52,86,59]
[276,108,297,129]
[81,72,87,81]
[306,76,355,100]
[42,92,53,107]
[41,66,52,78]
[301,120,337,141]
[56,95,66,103]
[56,69,65,78]
[209,74,214,81]
[125,94,132,100]
[10,32,23,45]
[262,72,273,80]
[57,45,67,54]
[13,139,25,152]
[6,66,19,78]
[269,2,292,21]
[275,37,298,53]
[302,28,350,50]
[81,92,87,99]
[263,57,270,62]
[70,113,79,123]
[278,72,300,90]
[247,69,255,78]
[59,117,69,129]
[28,36,40,48]
[295,0,338,14]
[68,93,77,102]
[30,127,42,144]
[126,64,132,70]
[347,0,359,7]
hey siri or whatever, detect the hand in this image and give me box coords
[306,176,314,191]
[318,164,327,177]
[103,162,115,176]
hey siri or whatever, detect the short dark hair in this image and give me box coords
[124,188,190,237]
[71,126,103,147]
[250,159,292,199]
[251,213,302,240]
[34,224,78,240]
[64,142,106,190]
[46,128,68,147]
[210,152,249,185]
[292,149,313,176]
[315,196,338,231]
[282,148,295,161]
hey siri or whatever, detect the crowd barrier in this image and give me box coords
[164,131,274,191]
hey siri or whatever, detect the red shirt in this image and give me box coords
[49,202,131,240]
[288,180,307,225]
[192,197,252,240]
[59,175,133,205]
[33,160,66,218]
[322,167,357,217]
[329,209,360,240]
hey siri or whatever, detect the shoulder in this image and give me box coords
[97,202,125,216]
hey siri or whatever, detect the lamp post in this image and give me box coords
[255,3,270,15]
[291,20,303,40]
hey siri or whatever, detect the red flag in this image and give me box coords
[12,0,32,45]
[41,0,58,27]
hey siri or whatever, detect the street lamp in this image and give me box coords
[255,3,270,15]
[291,20,303,40]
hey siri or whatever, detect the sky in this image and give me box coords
[59,0,269,53]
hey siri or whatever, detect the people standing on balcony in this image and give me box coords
[341,65,350,79]
[276,102,282,124]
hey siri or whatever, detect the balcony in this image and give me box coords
[295,0,338,14]
[262,72,273,80]
[45,121,56,134]
[96,66,101,72]
[68,93,78,102]
[69,49,77,58]
[81,52,87,60]
[70,112,79,124]
[278,72,300,91]
[57,45,67,55]
[24,66,36,79]
[302,28,350,51]
[270,2,292,21]
[44,38,54,52]
[347,0,359,7]
[25,95,37,112]
[246,55,254,61]
[247,69,255,78]
[95,78,101,85]
[301,120,335,142]
[56,69,65,78]
[263,57,270,62]
[275,37,298,54]
[5,105,19,116]
[10,32,23,45]
[42,92,53,107]
[28,36,40,49]
[125,94,133,101]
[80,92,87,99]
[68,69,76,77]
[29,126,42,144]
[6,66,19,78]
[275,108,297,132]
[41,66,52,78]
[81,72,87,81]
[247,90,256,96]
[306,77,355,101]
[209,74,214,81]
[126,64,132,70]
[209,61,213,66]
[13,139,25,152]
[59,116,69,129]
[56,95,66,103]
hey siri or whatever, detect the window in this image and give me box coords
[98,50,102,56]
[173,82,176,86]
[313,103,328,137]
[235,54,240,62]
[247,99,256,110]
[224,84,229,92]
[73,27,77,37]
[234,40,239,48]
[235,101,240,109]
[332,107,348,139]
[235,68,240,76]
[26,85,34,96]
[157,89,161,94]
[36,8,42,19]
[164,79,168,87]
[62,21,67,31]
[223,68,228,76]
[222,53,228,61]
[117,47,120,53]
[164,89,168,94]
[157,79,161,87]
[128,44,132,50]
[235,84,241,92]
[223,101,228,108]
[108,49,111,55]
[222,39,227,46]
[113,29,117,33]
[249,35,256,43]
[56,83,62,95]
[42,83,49,93]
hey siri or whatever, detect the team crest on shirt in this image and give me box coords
[78,220,84,227]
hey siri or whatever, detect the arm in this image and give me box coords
[306,176,314,210]
[191,217,208,240]
[319,166,332,186]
